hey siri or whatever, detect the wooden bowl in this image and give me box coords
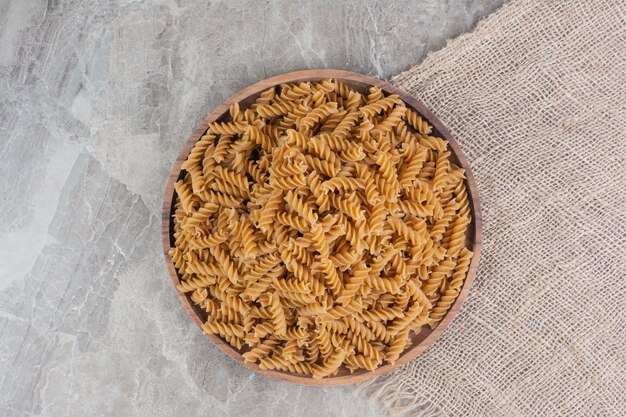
[162,70,482,386]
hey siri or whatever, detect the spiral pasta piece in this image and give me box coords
[344,353,380,372]
[288,130,339,165]
[398,146,428,188]
[174,180,197,214]
[366,274,402,294]
[298,102,339,132]
[274,277,310,294]
[312,347,347,379]
[244,125,274,152]
[199,190,242,208]
[387,301,424,336]
[188,230,228,250]
[328,193,364,221]
[202,321,245,339]
[242,339,279,362]
[265,292,287,336]
[237,216,259,258]
[285,190,318,224]
[322,177,364,192]
[422,258,457,301]
[418,134,448,152]
[256,100,296,119]
[182,134,214,193]
[333,79,352,99]
[304,154,340,177]
[270,174,306,190]
[209,176,248,199]
[444,214,470,258]
[280,339,302,362]
[258,352,293,370]
[258,189,283,233]
[177,274,218,293]
[283,239,315,266]
[276,289,316,306]
[209,244,242,284]
[365,86,383,103]
[428,288,459,326]
[388,216,423,246]
[430,199,460,241]
[312,259,342,297]
[450,248,473,289]
[311,79,335,93]
[432,151,453,191]
[208,120,249,135]
[305,223,330,260]
[372,105,406,135]
[278,82,311,101]
[375,151,401,202]
[276,211,309,234]
[306,171,330,212]
[455,181,471,219]
[384,328,410,364]
[331,111,360,139]
[404,108,432,134]
[360,95,403,118]
[297,302,327,317]
[335,261,369,305]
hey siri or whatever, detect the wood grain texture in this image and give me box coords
[161,69,482,386]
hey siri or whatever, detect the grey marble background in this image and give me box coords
[0,1,505,416]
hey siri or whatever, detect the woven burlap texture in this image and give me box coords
[360,0,626,416]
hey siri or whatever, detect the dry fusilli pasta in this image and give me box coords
[169,79,474,378]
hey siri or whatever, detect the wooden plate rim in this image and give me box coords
[161,69,482,386]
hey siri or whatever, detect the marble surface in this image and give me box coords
[0,1,505,416]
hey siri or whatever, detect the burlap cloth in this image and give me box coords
[359,0,626,415]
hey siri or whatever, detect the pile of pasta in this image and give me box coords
[169,79,474,378]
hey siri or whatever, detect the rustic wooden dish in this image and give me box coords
[162,69,482,386]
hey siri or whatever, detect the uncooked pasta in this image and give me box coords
[169,79,473,378]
